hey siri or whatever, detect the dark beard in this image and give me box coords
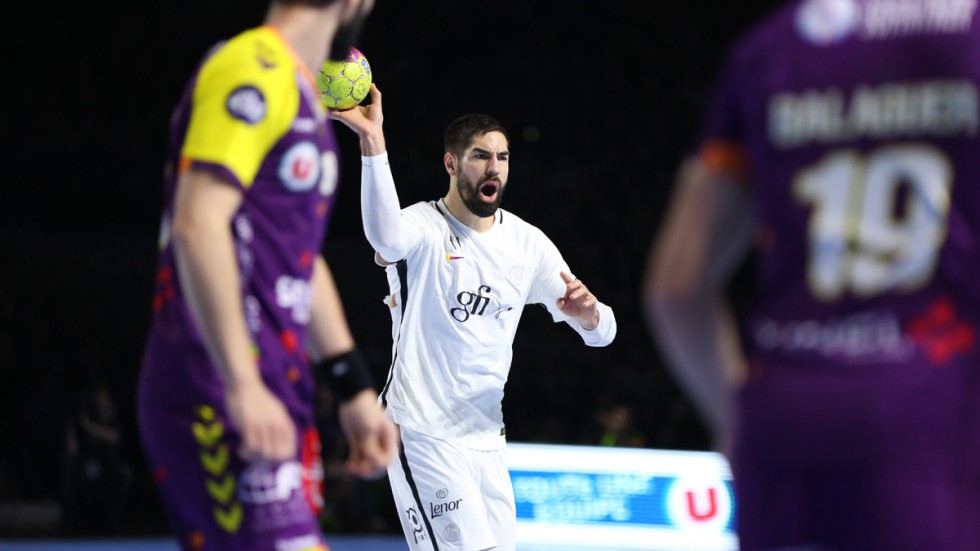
[328,3,370,61]
[458,174,504,218]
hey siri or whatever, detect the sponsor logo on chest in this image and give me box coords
[278,144,338,197]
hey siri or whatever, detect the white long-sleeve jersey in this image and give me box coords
[362,153,616,450]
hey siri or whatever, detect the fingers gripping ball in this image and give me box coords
[317,48,372,111]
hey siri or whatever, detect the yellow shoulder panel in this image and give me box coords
[181,27,299,188]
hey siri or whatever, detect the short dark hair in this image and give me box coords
[444,114,509,157]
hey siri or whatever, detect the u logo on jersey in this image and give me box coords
[280,142,320,192]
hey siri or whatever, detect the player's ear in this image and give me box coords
[443,152,456,176]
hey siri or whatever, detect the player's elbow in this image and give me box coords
[642,262,707,327]
[170,208,230,255]
[170,214,198,251]
[170,213,208,252]
[365,235,403,265]
[363,225,411,264]
[644,254,700,298]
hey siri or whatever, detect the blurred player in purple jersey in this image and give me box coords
[137,1,397,550]
[644,0,980,549]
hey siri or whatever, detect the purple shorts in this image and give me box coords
[732,364,976,551]
[139,401,328,551]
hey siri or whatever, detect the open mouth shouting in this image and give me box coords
[457,172,505,218]
[479,180,500,202]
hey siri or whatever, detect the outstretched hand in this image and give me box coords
[557,271,600,330]
[329,84,386,156]
[338,389,397,478]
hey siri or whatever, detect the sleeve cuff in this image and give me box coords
[577,302,617,347]
[361,152,389,166]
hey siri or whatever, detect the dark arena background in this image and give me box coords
[1,0,781,547]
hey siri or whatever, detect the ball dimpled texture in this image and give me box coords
[316,48,372,111]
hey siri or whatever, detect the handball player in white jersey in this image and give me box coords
[333,87,617,550]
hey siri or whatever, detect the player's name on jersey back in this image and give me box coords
[769,79,978,149]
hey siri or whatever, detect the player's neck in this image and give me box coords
[443,194,495,233]
[265,4,338,74]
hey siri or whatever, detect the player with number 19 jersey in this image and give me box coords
[701,0,980,548]
[138,25,338,551]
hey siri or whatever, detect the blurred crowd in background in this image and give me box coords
[0,0,779,538]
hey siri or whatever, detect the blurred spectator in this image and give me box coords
[585,401,647,448]
[62,379,133,534]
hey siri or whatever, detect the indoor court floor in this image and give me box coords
[0,536,653,551]
[0,538,639,551]
[0,536,406,551]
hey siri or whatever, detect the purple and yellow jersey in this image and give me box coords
[141,26,338,422]
[700,0,980,371]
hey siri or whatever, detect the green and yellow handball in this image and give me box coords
[316,47,372,111]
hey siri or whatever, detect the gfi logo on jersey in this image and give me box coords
[451,284,513,322]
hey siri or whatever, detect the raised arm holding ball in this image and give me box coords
[332,85,617,550]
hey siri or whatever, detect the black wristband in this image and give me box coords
[314,348,375,401]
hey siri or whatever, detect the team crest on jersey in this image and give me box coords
[796,0,859,45]
[279,142,321,192]
[509,263,531,284]
[443,523,461,542]
[226,85,267,124]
